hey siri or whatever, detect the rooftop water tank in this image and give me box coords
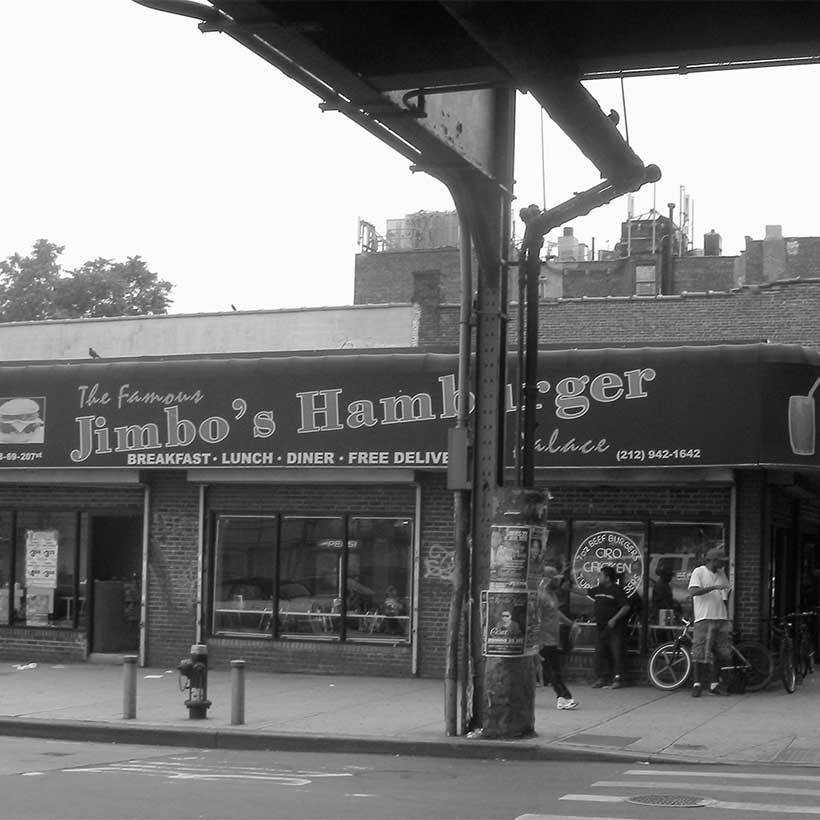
[704,230,722,257]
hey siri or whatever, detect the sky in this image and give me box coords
[2,1,820,315]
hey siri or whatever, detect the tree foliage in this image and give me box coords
[0,239,174,322]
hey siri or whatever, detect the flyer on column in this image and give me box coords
[490,524,544,588]
[482,590,534,656]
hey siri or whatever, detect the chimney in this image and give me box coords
[763,224,786,281]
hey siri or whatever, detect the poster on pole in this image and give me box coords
[489,526,528,589]
[482,590,534,656]
[489,524,548,590]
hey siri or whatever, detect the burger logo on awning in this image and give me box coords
[0,397,45,444]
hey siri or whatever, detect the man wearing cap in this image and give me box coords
[688,546,733,697]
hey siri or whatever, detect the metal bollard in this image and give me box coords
[230,659,246,725]
[122,655,138,719]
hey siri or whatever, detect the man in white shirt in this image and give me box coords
[688,546,732,697]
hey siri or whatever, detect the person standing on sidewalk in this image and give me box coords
[538,565,578,709]
[688,546,732,697]
[587,565,632,689]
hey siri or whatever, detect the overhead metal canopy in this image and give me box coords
[135,0,820,187]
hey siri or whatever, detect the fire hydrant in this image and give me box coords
[178,643,211,719]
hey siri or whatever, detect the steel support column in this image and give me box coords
[436,85,517,735]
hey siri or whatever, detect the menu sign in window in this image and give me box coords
[25,530,58,588]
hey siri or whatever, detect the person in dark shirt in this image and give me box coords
[651,566,681,623]
[587,565,632,689]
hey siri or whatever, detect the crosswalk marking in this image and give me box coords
[624,768,820,782]
[517,815,655,820]
[517,815,656,820]
[527,764,820,819]
[593,779,820,798]
[563,794,820,815]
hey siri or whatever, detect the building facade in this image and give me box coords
[1,224,820,682]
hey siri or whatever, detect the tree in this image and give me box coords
[0,239,63,322]
[54,256,173,318]
[0,240,174,322]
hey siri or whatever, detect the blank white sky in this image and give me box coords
[2,1,819,314]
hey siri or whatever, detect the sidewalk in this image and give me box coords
[1,659,819,766]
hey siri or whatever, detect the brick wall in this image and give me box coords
[744,236,820,283]
[734,472,765,642]
[354,249,462,304]
[674,256,737,293]
[545,483,729,522]
[427,278,820,350]
[417,473,455,678]
[560,256,728,298]
[0,483,143,662]
[144,472,201,668]
[784,237,820,279]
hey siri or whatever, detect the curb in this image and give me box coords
[0,717,714,764]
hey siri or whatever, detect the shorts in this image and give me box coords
[691,618,731,664]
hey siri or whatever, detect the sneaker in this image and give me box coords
[591,678,607,688]
[611,676,624,690]
[691,683,703,698]
[557,697,578,710]
[709,684,729,696]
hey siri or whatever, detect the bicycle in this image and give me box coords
[770,610,817,693]
[648,618,773,692]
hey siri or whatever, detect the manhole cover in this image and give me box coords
[627,794,712,808]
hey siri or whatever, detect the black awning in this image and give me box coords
[0,343,817,471]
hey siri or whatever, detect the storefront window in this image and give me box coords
[278,517,345,638]
[212,516,276,635]
[13,511,78,628]
[568,520,647,650]
[211,513,413,643]
[346,517,412,642]
[649,522,725,629]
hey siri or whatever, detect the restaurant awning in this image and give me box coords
[0,343,817,472]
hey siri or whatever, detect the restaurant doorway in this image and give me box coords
[89,515,142,655]
[769,525,797,619]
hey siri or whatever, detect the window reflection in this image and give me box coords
[346,518,411,641]
[649,522,725,628]
[278,517,344,638]
[212,516,276,635]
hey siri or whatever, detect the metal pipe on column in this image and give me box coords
[445,201,473,735]
[518,209,544,487]
[139,485,150,668]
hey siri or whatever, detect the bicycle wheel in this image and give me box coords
[648,642,692,690]
[780,638,797,693]
[735,641,773,692]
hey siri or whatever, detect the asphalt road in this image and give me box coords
[2,738,820,819]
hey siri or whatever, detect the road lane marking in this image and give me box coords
[594,779,820,797]
[61,758,353,785]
